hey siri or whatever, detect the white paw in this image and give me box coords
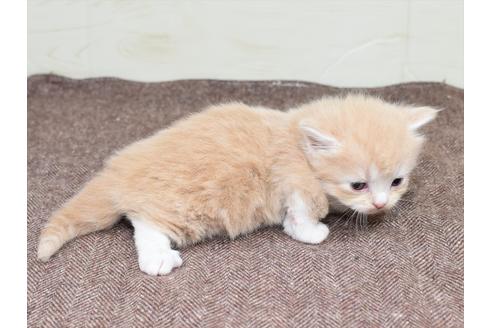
[138,249,183,276]
[37,237,59,262]
[285,221,330,244]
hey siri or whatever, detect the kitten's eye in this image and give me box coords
[391,178,403,187]
[350,182,367,191]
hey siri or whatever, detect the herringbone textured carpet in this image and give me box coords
[27,75,463,327]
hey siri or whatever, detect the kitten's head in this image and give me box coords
[297,95,438,215]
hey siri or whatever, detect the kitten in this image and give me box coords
[37,95,437,275]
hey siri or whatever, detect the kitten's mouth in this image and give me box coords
[356,207,388,216]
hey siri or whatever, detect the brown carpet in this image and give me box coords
[27,75,463,327]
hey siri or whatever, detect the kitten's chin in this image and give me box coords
[362,204,396,216]
[362,208,386,216]
[350,205,389,216]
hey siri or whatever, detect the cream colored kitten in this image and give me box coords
[38,95,437,275]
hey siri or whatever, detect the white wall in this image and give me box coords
[28,0,463,88]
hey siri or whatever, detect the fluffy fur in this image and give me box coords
[38,95,437,275]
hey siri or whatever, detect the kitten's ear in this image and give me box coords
[406,106,439,131]
[299,124,340,155]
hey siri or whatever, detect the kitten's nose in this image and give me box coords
[372,202,386,209]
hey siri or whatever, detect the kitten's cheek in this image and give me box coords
[351,204,373,214]
[388,196,401,207]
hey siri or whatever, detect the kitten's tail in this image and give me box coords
[37,174,120,262]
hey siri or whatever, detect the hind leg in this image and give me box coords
[130,218,183,275]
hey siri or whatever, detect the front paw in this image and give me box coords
[284,220,330,244]
[138,249,183,276]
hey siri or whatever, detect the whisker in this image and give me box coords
[362,213,368,230]
[331,208,351,227]
[345,210,357,228]
[356,212,362,232]
[355,212,359,232]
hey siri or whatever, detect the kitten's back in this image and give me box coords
[38,103,289,260]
